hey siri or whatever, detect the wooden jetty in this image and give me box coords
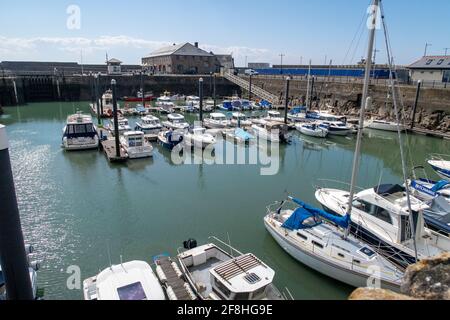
[97,129,128,162]
[408,127,450,140]
[156,256,195,300]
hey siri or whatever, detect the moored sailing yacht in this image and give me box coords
[62,111,99,151]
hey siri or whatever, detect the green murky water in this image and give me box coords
[1,101,449,300]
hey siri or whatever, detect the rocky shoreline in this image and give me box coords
[349,252,450,300]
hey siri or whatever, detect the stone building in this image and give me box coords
[142,42,220,75]
[409,56,450,83]
[107,58,122,75]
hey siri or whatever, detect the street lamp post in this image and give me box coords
[279,54,285,75]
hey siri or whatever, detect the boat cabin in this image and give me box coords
[141,115,161,126]
[168,114,186,124]
[209,113,227,121]
[122,131,145,147]
[64,112,97,137]
[232,113,247,120]
[178,244,281,300]
[267,111,281,119]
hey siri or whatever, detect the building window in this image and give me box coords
[437,59,444,65]
[426,59,434,65]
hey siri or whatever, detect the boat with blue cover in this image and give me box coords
[264,196,403,291]
[428,154,450,179]
[224,128,255,144]
[158,130,184,150]
[219,100,233,111]
[287,107,307,123]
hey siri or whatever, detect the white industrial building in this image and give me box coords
[408,56,450,83]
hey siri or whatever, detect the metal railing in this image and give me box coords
[224,72,280,104]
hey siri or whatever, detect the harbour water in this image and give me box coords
[2,101,450,300]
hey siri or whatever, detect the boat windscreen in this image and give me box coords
[117,282,147,300]
[374,184,405,196]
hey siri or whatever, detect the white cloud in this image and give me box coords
[0,35,276,66]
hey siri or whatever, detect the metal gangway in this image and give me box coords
[224,72,280,105]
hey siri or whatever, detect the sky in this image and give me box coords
[1,0,449,66]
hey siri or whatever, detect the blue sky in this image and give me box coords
[1,0,449,66]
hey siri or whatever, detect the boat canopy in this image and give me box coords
[235,128,254,141]
[374,184,405,196]
[282,197,351,230]
[290,106,307,114]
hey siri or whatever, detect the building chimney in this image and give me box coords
[194,42,199,48]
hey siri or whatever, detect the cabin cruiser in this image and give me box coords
[287,107,308,123]
[203,113,230,129]
[120,131,153,159]
[365,119,406,132]
[158,130,184,150]
[156,96,175,114]
[223,128,255,144]
[186,96,200,104]
[230,113,252,128]
[195,102,214,113]
[264,197,403,291]
[407,177,450,236]
[177,238,284,300]
[296,122,329,138]
[184,127,216,149]
[428,154,450,180]
[315,184,450,269]
[162,114,190,131]
[83,260,166,300]
[265,111,284,123]
[307,111,351,136]
[62,111,99,151]
[135,115,163,135]
[251,122,290,143]
[108,117,131,136]
[90,90,120,118]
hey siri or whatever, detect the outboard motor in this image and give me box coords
[183,239,198,250]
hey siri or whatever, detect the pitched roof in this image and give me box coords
[107,58,122,64]
[144,42,214,58]
[408,56,450,69]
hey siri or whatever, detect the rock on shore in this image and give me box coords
[349,252,450,300]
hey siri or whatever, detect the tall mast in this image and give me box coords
[305,60,312,110]
[344,0,379,238]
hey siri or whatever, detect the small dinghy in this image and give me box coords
[296,123,328,138]
[224,128,255,144]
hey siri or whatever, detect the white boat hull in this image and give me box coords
[297,126,328,138]
[366,121,406,132]
[63,137,99,151]
[123,146,153,159]
[264,217,400,292]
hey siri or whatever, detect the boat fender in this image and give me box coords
[166,286,178,301]
[171,262,183,278]
[183,239,197,250]
[155,265,167,283]
[183,283,197,300]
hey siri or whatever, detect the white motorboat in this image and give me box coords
[83,260,166,300]
[230,112,252,128]
[296,122,328,138]
[90,90,120,118]
[177,238,284,300]
[62,111,99,151]
[251,122,290,143]
[120,131,153,159]
[162,114,190,131]
[428,154,450,180]
[203,113,230,129]
[186,96,200,104]
[183,127,216,149]
[265,110,284,123]
[315,184,450,269]
[156,95,175,114]
[365,119,407,132]
[135,115,163,135]
[108,117,131,136]
[223,128,255,144]
[158,130,185,150]
[306,111,351,136]
[287,107,308,123]
[264,197,403,291]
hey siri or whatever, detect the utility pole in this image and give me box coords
[279,54,285,74]
[444,48,450,56]
[94,74,101,126]
[0,125,34,300]
[249,73,253,101]
[424,43,432,57]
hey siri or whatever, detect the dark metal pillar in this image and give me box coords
[213,74,217,109]
[249,74,253,101]
[0,125,34,300]
[410,80,422,130]
[111,80,120,157]
[284,77,290,124]
[199,78,204,123]
[95,75,101,125]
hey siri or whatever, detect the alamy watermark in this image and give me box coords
[66,5,81,30]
